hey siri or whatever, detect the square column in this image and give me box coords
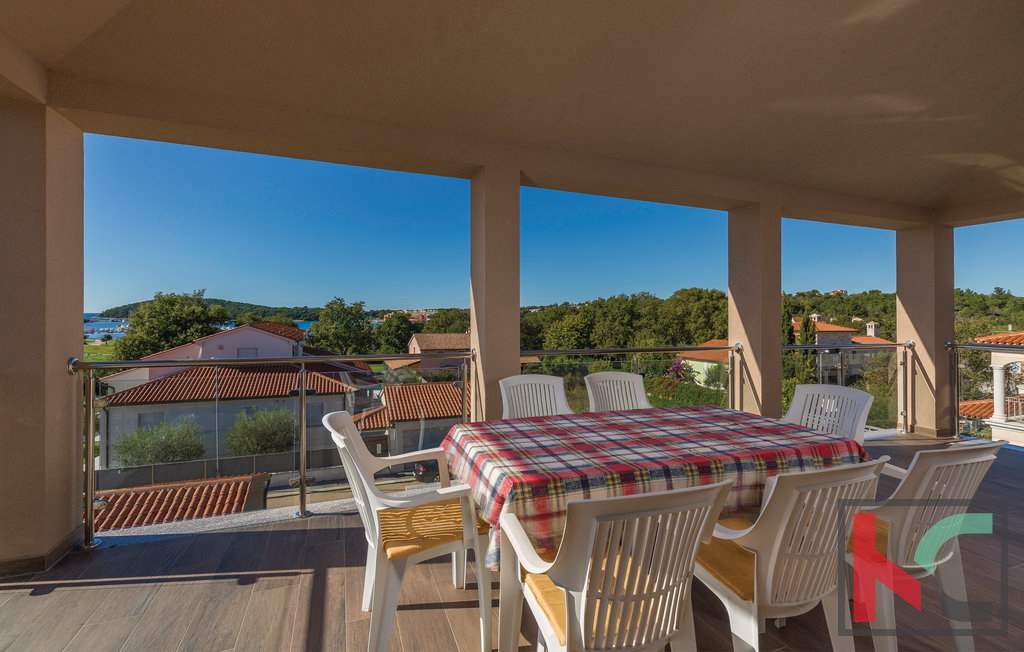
[728,203,783,417]
[470,164,521,420]
[0,100,84,574]
[896,224,955,436]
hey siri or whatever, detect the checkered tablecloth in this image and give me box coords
[440,405,870,567]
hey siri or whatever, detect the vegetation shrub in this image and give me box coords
[644,377,727,407]
[113,416,206,466]
[226,407,297,455]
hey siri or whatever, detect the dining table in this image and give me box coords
[440,405,871,567]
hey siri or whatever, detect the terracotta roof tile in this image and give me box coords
[246,321,308,341]
[409,333,470,351]
[793,319,858,333]
[104,365,356,405]
[93,474,268,532]
[959,396,1024,419]
[851,335,895,345]
[975,331,1024,346]
[678,339,730,363]
[354,382,468,431]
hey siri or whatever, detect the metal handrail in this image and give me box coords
[69,349,474,371]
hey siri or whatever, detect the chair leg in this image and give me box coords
[935,544,975,652]
[822,588,854,652]
[869,578,898,652]
[670,596,697,651]
[724,600,760,652]
[362,548,379,612]
[453,549,467,589]
[474,543,493,651]
[368,557,406,652]
[498,533,524,652]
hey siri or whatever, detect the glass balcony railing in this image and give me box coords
[947,341,1024,439]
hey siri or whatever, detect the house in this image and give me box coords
[792,317,895,383]
[353,382,468,456]
[97,365,359,468]
[959,331,1024,446]
[677,339,730,388]
[100,321,310,393]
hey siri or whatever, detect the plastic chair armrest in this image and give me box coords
[499,512,553,575]
[711,522,754,540]
[365,447,453,485]
[881,462,908,480]
[375,483,473,509]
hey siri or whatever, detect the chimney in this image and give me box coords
[866,321,880,337]
[809,313,821,322]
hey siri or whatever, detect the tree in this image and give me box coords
[422,308,471,334]
[543,313,593,350]
[113,416,206,466]
[375,312,418,354]
[101,333,113,342]
[306,297,375,354]
[657,288,728,346]
[236,311,298,328]
[225,407,297,455]
[795,312,818,384]
[112,290,231,360]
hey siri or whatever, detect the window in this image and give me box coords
[138,412,165,427]
[237,347,258,358]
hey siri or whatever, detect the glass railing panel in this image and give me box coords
[520,350,730,412]
[781,345,901,430]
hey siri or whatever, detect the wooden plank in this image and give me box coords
[176,578,253,651]
[394,557,459,651]
[234,583,300,652]
[288,540,346,652]
[255,519,309,592]
[426,554,497,652]
[63,615,139,651]
[119,579,205,650]
[0,590,62,649]
[4,587,109,652]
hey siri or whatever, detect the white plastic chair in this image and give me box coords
[584,371,653,412]
[323,411,492,652]
[498,479,734,652]
[782,384,874,443]
[848,441,1004,652]
[695,457,888,652]
[498,374,573,419]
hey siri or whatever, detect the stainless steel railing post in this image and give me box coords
[80,370,101,550]
[296,363,310,518]
[461,354,469,423]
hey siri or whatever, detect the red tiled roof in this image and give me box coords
[353,405,390,430]
[678,339,730,363]
[976,331,1024,346]
[409,332,470,351]
[851,335,895,345]
[959,396,1024,419]
[247,321,307,341]
[94,474,268,532]
[104,365,356,405]
[793,319,857,333]
[355,382,467,431]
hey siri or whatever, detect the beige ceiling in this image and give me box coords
[2,0,1023,223]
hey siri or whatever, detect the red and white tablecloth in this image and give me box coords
[440,405,870,566]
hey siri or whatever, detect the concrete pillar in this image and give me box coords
[991,364,1007,422]
[728,203,783,417]
[896,224,955,436]
[469,164,520,421]
[0,99,84,574]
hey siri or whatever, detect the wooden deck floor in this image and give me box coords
[1,436,1022,651]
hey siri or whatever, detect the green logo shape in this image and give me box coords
[914,513,992,574]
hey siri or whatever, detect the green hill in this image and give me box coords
[97,299,322,321]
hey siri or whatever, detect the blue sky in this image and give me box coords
[85,135,1023,311]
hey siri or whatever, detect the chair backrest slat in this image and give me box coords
[882,442,1003,568]
[499,374,573,419]
[783,383,874,443]
[549,480,732,650]
[585,371,653,412]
